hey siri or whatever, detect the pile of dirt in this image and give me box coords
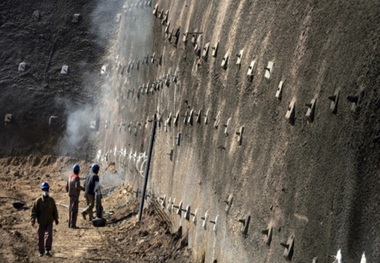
[0,155,191,262]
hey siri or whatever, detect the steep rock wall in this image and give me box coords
[97,0,380,262]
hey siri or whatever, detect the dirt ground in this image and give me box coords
[0,155,191,263]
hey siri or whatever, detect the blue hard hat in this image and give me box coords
[41,182,50,190]
[91,164,100,173]
[73,164,80,174]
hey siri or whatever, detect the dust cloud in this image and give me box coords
[58,0,153,190]
[58,104,94,156]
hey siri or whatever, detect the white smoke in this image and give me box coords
[58,104,94,156]
[90,0,125,48]
[101,169,124,191]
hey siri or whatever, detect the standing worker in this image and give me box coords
[91,181,107,227]
[82,164,100,221]
[31,182,59,257]
[94,181,103,219]
[66,164,84,228]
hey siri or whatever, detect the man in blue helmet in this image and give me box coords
[31,182,59,257]
[82,164,100,221]
[66,164,84,228]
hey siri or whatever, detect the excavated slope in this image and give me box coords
[1,0,380,262]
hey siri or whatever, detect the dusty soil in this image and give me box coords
[0,155,191,263]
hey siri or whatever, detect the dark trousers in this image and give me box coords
[38,223,53,253]
[69,196,79,227]
[95,193,103,218]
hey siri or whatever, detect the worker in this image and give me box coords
[31,182,59,257]
[94,181,103,219]
[91,181,106,227]
[66,164,84,228]
[82,164,100,221]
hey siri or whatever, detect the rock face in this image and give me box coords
[98,1,380,262]
[1,0,380,262]
[0,0,118,158]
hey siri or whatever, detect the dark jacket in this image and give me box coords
[31,195,59,225]
[84,173,99,195]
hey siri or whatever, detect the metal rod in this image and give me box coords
[184,32,203,35]
[138,117,157,222]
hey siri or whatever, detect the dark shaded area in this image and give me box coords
[0,0,106,158]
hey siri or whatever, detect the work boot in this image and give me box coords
[45,251,52,257]
[81,211,86,220]
[39,253,44,257]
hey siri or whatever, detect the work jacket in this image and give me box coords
[84,173,99,195]
[31,195,59,225]
[66,173,83,197]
